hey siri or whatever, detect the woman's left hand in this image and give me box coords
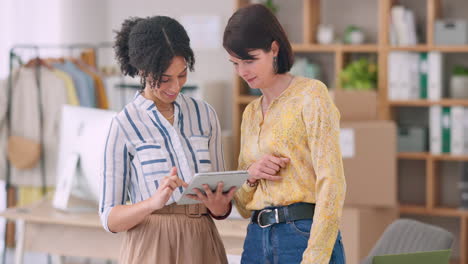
[186,182,236,216]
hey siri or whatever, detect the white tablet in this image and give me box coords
[177,170,249,205]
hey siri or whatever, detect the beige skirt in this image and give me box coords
[119,206,228,264]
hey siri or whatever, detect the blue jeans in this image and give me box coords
[241,215,345,264]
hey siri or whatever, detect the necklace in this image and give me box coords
[156,104,175,121]
[163,113,175,120]
[153,98,175,121]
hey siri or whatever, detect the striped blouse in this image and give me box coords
[99,92,225,232]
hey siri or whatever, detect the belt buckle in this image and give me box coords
[257,208,279,228]
[186,204,202,218]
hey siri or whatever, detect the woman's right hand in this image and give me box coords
[147,167,188,211]
[247,155,290,183]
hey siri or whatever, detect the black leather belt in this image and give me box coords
[251,203,315,228]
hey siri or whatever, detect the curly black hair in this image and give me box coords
[114,16,195,89]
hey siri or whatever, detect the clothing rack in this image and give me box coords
[2,42,114,264]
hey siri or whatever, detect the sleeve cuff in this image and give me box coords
[100,207,117,233]
[208,202,232,220]
[241,181,258,192]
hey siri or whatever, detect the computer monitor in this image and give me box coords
[53,105,116,211]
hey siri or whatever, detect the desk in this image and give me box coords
[0,198,248,264]
[0,198,124,264]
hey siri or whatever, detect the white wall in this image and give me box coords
[60,0,109,44]
[0,0,62,78]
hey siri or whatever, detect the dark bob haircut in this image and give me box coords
[114,16,195,88]
[223,4,294,74]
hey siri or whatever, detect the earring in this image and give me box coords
[273,56,278,74]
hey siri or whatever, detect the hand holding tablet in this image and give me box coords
[177,170,249,205]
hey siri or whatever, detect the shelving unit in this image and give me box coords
[291,43,380,52]
[232,0,468,263]
[389,99,468,107]
[389,45,468,52]
[398,152,468,161]
[382,4,468,263]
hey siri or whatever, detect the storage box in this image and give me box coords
[341,121,397,207]
[435,20,468,45]
[330,90,378,121]
[340,207,398,264]
[398,126,428,152]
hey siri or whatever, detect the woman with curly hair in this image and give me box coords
[99,16,233,264]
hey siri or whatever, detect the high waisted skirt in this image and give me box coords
[119,206,228,264]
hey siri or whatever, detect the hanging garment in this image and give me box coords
[80,48,96,68]
[51,69,80,105]
[53,61,96,108]
[17,186,55,206]
[93,74,109,109]
[0,80,8,181]
[5,66,68,187]
[75,62,109,109]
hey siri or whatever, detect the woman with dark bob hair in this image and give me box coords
[99,16,234,264]
[224,4,346,264]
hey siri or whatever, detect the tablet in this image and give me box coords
[177,170,249,205]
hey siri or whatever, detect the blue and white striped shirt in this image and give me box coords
[99,92,225,232]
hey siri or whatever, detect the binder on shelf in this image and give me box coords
[391,6,408,45]
[419,53,428,99]
[409,53,420,100]
[451,106,464,155]
[400,53,411,99]
[405,10,418,45]
[452,107,468,155]
[388,52,399,100]
[388,52,424,100]
[390,6,418,45]
[464,108,468,154]
[430,106,442,154]
[428,52,443,100]
[442,107,451,153]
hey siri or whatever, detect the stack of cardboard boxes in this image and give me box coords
[332,90,398,264]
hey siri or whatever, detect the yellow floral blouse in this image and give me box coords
[234,76,346,264]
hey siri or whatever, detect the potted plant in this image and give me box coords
[339,58,377,90]
[450,65,468,99]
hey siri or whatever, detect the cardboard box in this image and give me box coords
[330,90,378,121]
[340,207,398,264]
[341,121,397,207]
